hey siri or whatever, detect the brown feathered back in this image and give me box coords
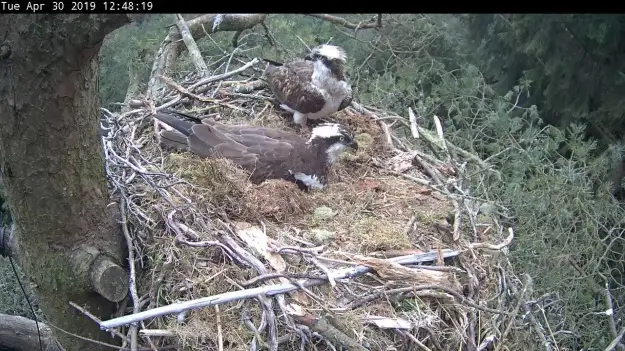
[264,60,327,114]
[153,113,333,188]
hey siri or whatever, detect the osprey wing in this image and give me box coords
[159,130,190,151]
[338,84,353,111]
[265,60,326,114]
[241,138,307,182]
[203,119,305,144]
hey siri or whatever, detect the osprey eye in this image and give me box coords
[339,136,345,141]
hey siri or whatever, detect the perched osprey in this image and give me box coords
[264,44,353,128]
[153,113,358,191]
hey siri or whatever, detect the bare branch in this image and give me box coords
[174,14,208,75]
[306,14,382,30]
[99,250,459,329]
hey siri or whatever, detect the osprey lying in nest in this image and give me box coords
[264,44,353,129]
[153,113,358,191]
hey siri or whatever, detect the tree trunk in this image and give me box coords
[0,14,132,351]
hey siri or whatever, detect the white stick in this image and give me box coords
[408,107,419,139]
[100,249,460,329]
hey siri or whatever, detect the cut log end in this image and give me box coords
[90,256,129,302]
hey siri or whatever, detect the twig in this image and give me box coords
[139,330,176,337]
[289,311,367,351]
[158,75,245,111]
[604,280,625,351]
[507,276,553,351]
[215,305,223,351]
[69,301,128,342]
[306,14,381,30]
[452,199,462,241]
[432,115,451,163]
[345,284,508,316]
[188,58,259,91]
[241,273,325,288]
[408,107,420,139]
[120,198,140,351]
[371,158,432,186]
[310,257,336,288]
[400,329,433,351]
[174,14,208,75]
[100,250,460,329]
[467,228,514,250]
[494,274,532,351]
[606,328,625,351]
[295,34,311,51]
[476,335,496,351]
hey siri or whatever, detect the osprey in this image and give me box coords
[264,44,353,128]
[153,113,358,191]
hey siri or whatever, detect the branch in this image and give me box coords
[0,313,62,351]
[147,14,266,99]
[467,228,514,250]
[174,14,208,75]
[306,14,382,30]
[99,249,460,329]
[120,198,140,351]
[606,328,625,351]
[289,311,367,351]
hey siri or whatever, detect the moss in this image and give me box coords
[312,206,335,226]
[350,216,413,252]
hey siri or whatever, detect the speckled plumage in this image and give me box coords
[264,44,353,127]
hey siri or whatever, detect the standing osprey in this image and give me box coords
[153,113,358,191]
[264,44,353,128]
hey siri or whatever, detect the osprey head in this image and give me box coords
[308,123,358,164]
[305,44,347,64]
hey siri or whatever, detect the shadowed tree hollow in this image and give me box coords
[0,14,134,350]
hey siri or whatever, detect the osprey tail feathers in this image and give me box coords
[159,130,189,151]
[261,58,284,67]
[153,113,195,137]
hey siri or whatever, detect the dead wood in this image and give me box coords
[147,14,267,99]
[174,14,208,75]
[0,313,62,351]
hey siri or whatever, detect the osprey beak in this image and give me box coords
[349,140,359,150]
[304,54,312,61]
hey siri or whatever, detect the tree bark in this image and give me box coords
[0,313,62,351]
[0,14,132,351]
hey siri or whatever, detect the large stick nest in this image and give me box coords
[101,58,514,351]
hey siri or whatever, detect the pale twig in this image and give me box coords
[606,328,625,351]
[310,257,336,287]
[604,279,625,351]
[467,228,514,250]
[215,305,224,351]
[400,329,433,351]
[174,14,208,75]
[306,14,381,30]
[100,250,460,329]
[408,107,420,139]
[189,58,259,91]
[120,198,140,351]
[295,34,311,51]
[69,301,128,342]
[139,330,176,337]
[345,284,508,316]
